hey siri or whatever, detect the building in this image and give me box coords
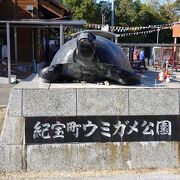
[0,0,71,75]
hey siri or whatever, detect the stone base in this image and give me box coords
[26,142,179,172]
[0,82,180,172]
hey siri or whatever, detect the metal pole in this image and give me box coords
[157,28,160,44]
[31,11,35,61]
[32,28,35,61]
[160,46,164,69]
[102,14,104,26]
[115,36,118,44]
[31,10,37,73]
[6,22,11,84]
[14,27,18,63]
[60,25,64,48]
[111,0,114,27]
[173,37,177,69]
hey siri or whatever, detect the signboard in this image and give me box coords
[173,24,180,38]
[163,47,173,63]
[25,115,180,144]
[152,47,162,66]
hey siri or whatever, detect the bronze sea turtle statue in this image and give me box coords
[40,31,141,85]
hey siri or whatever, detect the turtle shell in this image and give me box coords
[50,34,133,74]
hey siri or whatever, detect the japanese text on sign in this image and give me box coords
[25,116,179,144]
[33,119,171,140]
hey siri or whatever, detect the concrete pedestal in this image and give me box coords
[0,81,180,172]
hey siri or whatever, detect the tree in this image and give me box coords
[132,0,177,43]
[174,0,180,9]
[138,1,162,26]
[174,0,180,20]
[61,0,99,23]
[97,1,111,25]
[59,0,176,43]
[115,0,142,26]
[159,1,178,23]
[138,0,178,25]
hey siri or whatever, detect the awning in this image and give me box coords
[0,19,86,84]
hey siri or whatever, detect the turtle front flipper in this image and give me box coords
[40,64,64,83]
[105,68,142,85]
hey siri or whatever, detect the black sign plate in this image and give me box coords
[25,116,180,144]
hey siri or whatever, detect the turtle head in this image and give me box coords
[77,32,96,59]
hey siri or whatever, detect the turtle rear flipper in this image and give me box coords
[106,68,141,85]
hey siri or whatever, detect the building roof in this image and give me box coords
[0,0,71,20]
[39,0,71,19]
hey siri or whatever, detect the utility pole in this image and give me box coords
[102,14,105,26]
[111,0,114,27]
